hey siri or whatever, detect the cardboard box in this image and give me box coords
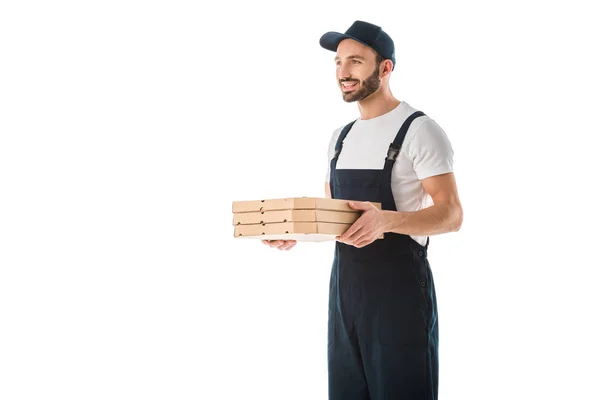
[234,221,352,242]
[233,209,360,225]
[231,197,384,242]
[231,197,381,213]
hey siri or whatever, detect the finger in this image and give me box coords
[347,201,371,211]
[279,240,296,250]
[269,240,283,247]
[354,237,374,248]
[339,219,364,242]
[344,226,367,245]
[276,240,291,249]
[354,228,379,246]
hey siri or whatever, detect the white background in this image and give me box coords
[1,1,599,399]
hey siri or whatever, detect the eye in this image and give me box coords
[352,60,361,64]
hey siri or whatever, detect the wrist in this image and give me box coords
[382,210,403,233]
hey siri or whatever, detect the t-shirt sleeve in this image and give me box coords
[408,119,454,180]
[325,127,343,183]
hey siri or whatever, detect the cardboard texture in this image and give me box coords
[232,209,360,225]
[232,197,381,213]
[232,197,384,242]
[235,221,350,237]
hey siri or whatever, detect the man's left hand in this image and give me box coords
[336,201,387,248]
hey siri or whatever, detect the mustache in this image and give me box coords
[340,79,360,83]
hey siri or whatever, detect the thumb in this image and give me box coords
[348,201,370,210]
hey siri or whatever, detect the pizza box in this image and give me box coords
[234,221,352,242]
[232,209,360,226]
[233,221,384,242]
[231,197,381,213]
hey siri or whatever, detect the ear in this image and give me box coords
[380,60,393,78]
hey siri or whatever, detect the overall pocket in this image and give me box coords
[409,251,430,325]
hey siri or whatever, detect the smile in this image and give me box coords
[341,81,359,91]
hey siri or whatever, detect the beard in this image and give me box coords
[340,66,381,102]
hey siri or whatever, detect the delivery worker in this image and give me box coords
[263,20,463,400]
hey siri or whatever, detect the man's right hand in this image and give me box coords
[260,182,330,251]
[262,240,297,250]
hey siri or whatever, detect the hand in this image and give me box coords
[261,239,297,250]
[337,201,387,248]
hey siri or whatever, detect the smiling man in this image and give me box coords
[320,21,463,400]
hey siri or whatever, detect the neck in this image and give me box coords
[357,86,400,120]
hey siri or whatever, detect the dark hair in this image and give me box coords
[375,52,393,72]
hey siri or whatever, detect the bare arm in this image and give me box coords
[383,172,463,236]
[325,182,332,199]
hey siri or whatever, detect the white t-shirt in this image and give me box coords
[325,100,454,247]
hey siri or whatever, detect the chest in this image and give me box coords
[335,129,413,173]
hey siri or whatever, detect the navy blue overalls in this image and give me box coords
[328,110,439,400]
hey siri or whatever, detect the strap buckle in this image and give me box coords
[386,144,400,162]
[333,148,341,160]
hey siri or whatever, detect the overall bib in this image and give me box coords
[328,111,439,400]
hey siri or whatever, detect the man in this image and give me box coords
[264,20,462,400]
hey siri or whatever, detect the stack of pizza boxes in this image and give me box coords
[232,197,383,242]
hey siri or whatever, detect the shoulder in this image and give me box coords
[405,115,453,152]
[331,124,345,138]
[326,124,346,160]
[328,120,353,146]
[387,101,433,139]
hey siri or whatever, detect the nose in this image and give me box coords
[337,61,352,81]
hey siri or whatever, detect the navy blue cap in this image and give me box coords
[319,20,396,70]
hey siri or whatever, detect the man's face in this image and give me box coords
[335,39,381,102]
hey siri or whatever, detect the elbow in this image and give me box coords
[452,205,463,232]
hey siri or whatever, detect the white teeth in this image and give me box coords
[342,82,357,87]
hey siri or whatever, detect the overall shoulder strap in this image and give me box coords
[385,111,426,162]
[332,119,358,160]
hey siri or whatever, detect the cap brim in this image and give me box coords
[319,31,378,55]
[320,31,363,52]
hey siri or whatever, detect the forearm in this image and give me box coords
[382,203,462,236]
